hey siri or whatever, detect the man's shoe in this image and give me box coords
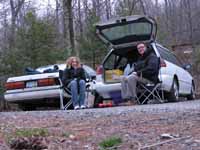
[81,105,86,109]
[74,105,80,110]
[127,100,138,106]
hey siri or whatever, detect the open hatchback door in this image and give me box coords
[95,15,157,47]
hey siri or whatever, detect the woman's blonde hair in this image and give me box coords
[66,56,81,68]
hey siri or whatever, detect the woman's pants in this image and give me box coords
[70,79,86,107]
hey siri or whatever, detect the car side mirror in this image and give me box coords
[182,64,192,71]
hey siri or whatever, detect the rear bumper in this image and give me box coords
[94,74,173,99]
[4,86,60,102]
[94,82,121,99]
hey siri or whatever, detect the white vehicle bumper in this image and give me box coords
[4,86,60,102]
[94,81,121,99]
[94,74,173,99]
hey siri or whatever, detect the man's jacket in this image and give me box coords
[135,50,160,83]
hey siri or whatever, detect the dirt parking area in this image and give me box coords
[0,100,200,150]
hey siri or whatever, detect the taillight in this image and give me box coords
[160,59,167,67]
[96,65,103,75]
[38,78,56,86]
[5,81,25,90]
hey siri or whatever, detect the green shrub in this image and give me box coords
[15,128,48,137]
[99,136,122,149]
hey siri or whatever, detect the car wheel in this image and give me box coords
[168,79,179,102]
[93,92,103,108]
[187,83,195,100]
[18,104,36,111]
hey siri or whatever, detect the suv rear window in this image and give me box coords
[102,22,152,41]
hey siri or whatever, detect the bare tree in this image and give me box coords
[139,0,146,15]
[128,0,139,15]
[92,0,101,17]
[83,0,89,19]
[105,0,112,19]
[63,0,76,55]
[77,0,83,37]
[115,0,142,16]
[9,0,25,48]
[184,0,193,43]
[55,0,60,29]
[0,1,9,50]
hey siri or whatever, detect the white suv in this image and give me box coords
[93,15,195,106]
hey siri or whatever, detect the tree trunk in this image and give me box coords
[78,0,83,37]
[67,0,76,55]
[185,0,193,43]
[164,0,170,43]
[105,0,111,20]
[2,3,9,50]
[168,0,177,45]
[155,0,159,17]
[83,0,88,19]
[63,0,76,55]
[62,0,68,48]
[96,0,101,17]
[92,0,97,16]
[139,0,146,15]
[55,0,60,29]
[9,0,25,49]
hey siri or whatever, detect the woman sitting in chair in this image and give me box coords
[62,56,86,110]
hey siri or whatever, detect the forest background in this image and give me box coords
[0,0,200,109]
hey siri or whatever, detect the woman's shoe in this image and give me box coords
[74,105,80,110]
[80,105,86,109]
[128,100,138,105]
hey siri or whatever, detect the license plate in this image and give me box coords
[26,81,37,88]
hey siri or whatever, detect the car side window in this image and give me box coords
[156,45,181,66]
[169,53,182,66]
[156,46,169,61]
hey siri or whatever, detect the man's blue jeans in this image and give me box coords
[70,79,86,107]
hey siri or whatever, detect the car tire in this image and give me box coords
[18,104,36,111]
[187,83,195,100]
[93,92,103,108]
[168,79,179,102]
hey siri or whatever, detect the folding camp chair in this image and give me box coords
[137,79,164,104]
[58,70,93,110]
[136,57,164,104]
[58,70,73,110]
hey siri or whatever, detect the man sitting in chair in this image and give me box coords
[62,56,86,110]
[120,43,160,104]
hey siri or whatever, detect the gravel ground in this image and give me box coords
[0,100,200,150]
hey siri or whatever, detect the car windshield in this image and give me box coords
[83,65,96,75]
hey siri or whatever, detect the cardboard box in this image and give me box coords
[105,69,123,82]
